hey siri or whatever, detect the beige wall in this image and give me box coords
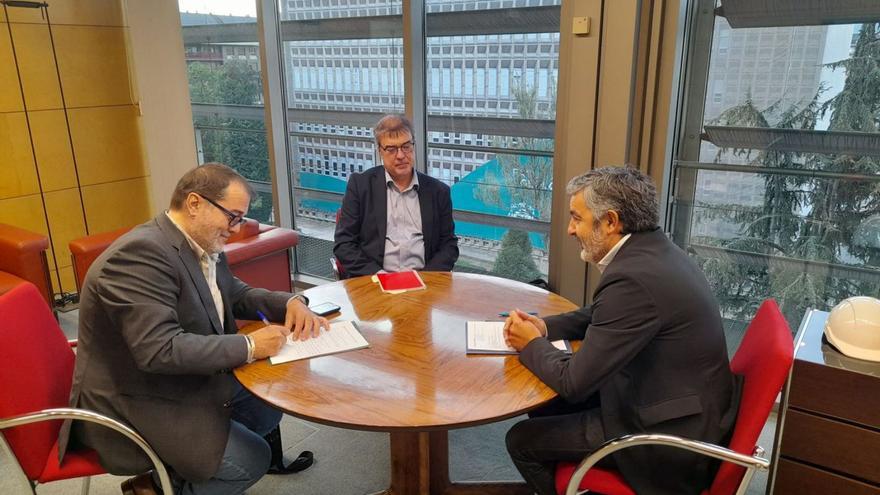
[0,0,195,296]
[0,0,151,295]
[124,0,197,212]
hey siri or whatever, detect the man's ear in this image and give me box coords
[184,192,201,216]
[604,210,623,235]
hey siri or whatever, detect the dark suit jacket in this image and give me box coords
[59,214,294,482]
[333,166,458,277]
[520,228,739,494]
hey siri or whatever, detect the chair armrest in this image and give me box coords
[69,227,132,293]
[0,407,173,494]
[0,224,49,270]
[565,433,770,495]
[0,224,51,303]
[224,227,299,265]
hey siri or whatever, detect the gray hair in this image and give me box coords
[373,114,414,146]
[565,166,658,233]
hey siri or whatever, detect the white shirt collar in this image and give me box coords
[596,233,631,273]
[384,169,419,192]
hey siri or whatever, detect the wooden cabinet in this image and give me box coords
[769,310,880,494]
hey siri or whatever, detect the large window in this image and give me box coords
[424,2,560,281]
[177,0,561,284]
[179,3,274,223]
[278,0,404,279]
[670,1,880,349]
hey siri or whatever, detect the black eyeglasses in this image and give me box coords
[196,193,247,228]
[379,141,415,155]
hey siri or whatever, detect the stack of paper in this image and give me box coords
[465,321,572,355]
[371,271,426,294]
[269,320,369,365]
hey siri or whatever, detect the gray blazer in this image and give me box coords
[59,214,294,482]
[520,228,740,494]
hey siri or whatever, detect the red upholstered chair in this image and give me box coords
[0,223,52,305]
[556,299,794,495]
[0,283,173,494]
[69,219,299,294]
[224,219,298,292]
[69,226,132,293]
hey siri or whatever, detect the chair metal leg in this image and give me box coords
[80,476,91,495]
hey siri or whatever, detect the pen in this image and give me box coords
[256,310,271,326]
[497,311,538,317]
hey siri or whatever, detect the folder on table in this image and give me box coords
[371,271,426,294]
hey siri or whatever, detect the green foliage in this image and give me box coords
[188,60,263,105]
[491,229,541,283]
[695,23,880,324]
[187,61,273,222]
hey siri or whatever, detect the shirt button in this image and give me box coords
[223,400,232,408]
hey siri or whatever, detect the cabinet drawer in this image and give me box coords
[774,459,880,495]
[780,409,880,484]
[789,360,880,429]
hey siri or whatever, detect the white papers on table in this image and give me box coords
[269,320,369,365]
[465,320,573,355]
[467,321,516,354]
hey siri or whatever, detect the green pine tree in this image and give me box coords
[695,23,880,326]
[491,229,541,282]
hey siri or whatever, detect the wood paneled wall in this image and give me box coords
[1,0,152,296]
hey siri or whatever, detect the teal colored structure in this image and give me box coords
[298,162,548,251]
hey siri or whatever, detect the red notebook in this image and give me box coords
[371,271,426,294]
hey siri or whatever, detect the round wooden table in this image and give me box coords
[235,272,579,495]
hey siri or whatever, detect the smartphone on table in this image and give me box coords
[310,302,341,317]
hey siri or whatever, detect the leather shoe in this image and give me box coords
[120,472,161,495]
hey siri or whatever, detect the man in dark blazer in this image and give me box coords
[60,164,329,495]
[334,114,458,277]
[504,166,740,495]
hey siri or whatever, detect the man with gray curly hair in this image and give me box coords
[503,166,739,495]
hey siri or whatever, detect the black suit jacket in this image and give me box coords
[333,166,459,277]
[520,228,739,494]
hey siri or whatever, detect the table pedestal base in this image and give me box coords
[379,430,533,495]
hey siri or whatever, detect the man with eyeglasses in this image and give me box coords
[60,163,329,495]
[334,114,459,277]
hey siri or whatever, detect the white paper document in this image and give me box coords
[467,321,517,353]
[269,320,369,365]
[466,321,572,355]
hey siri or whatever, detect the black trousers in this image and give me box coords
[505,396,613,495]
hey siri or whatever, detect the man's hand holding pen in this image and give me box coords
[250,311,290,359]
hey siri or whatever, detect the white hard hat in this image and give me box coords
[824,296,880,362]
